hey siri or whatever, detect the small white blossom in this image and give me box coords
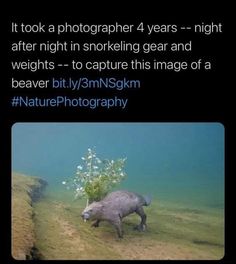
[76,186,83,192]
[62,147,127,201]
[96,158,102,164]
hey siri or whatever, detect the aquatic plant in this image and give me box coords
[63,148,127,206]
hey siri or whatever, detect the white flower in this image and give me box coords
[112,180,117,183]
[77,165,83,170]
[81,157,85,160]
[93,166,98,169]
[120,172,124,177]
[96,158,102,164]
[88,148,91,152]
[62,181,66,185]
[88,155,92,159]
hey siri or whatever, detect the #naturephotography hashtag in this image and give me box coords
[11,97,19,107]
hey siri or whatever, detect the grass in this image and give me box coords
[33,189,224,260]
[11,175,224,260]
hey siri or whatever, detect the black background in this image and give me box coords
[1,3,233,263]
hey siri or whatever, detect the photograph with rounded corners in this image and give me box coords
[11,123,224,260]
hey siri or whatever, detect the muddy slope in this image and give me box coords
[11,173,47,260]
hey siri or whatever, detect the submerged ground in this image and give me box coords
[12,173,224,260]
[12,173,47,259]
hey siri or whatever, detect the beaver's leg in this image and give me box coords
[110,218,123,238]
[91,219,100,227]
[134,206,147,231]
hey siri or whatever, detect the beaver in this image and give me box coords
[81,190,151,238]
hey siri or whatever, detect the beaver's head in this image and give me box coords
[81,202,104,222]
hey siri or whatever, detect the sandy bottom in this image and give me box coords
[33,191,224,260]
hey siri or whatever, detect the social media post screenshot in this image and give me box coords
[1,12,232,263]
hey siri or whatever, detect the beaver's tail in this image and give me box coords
[143,195,152,206]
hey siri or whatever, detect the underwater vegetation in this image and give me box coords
[62,148,127,205]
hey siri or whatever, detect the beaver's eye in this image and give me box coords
[89,209,93,212]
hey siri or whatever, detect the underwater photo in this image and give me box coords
[11,123,224,260]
